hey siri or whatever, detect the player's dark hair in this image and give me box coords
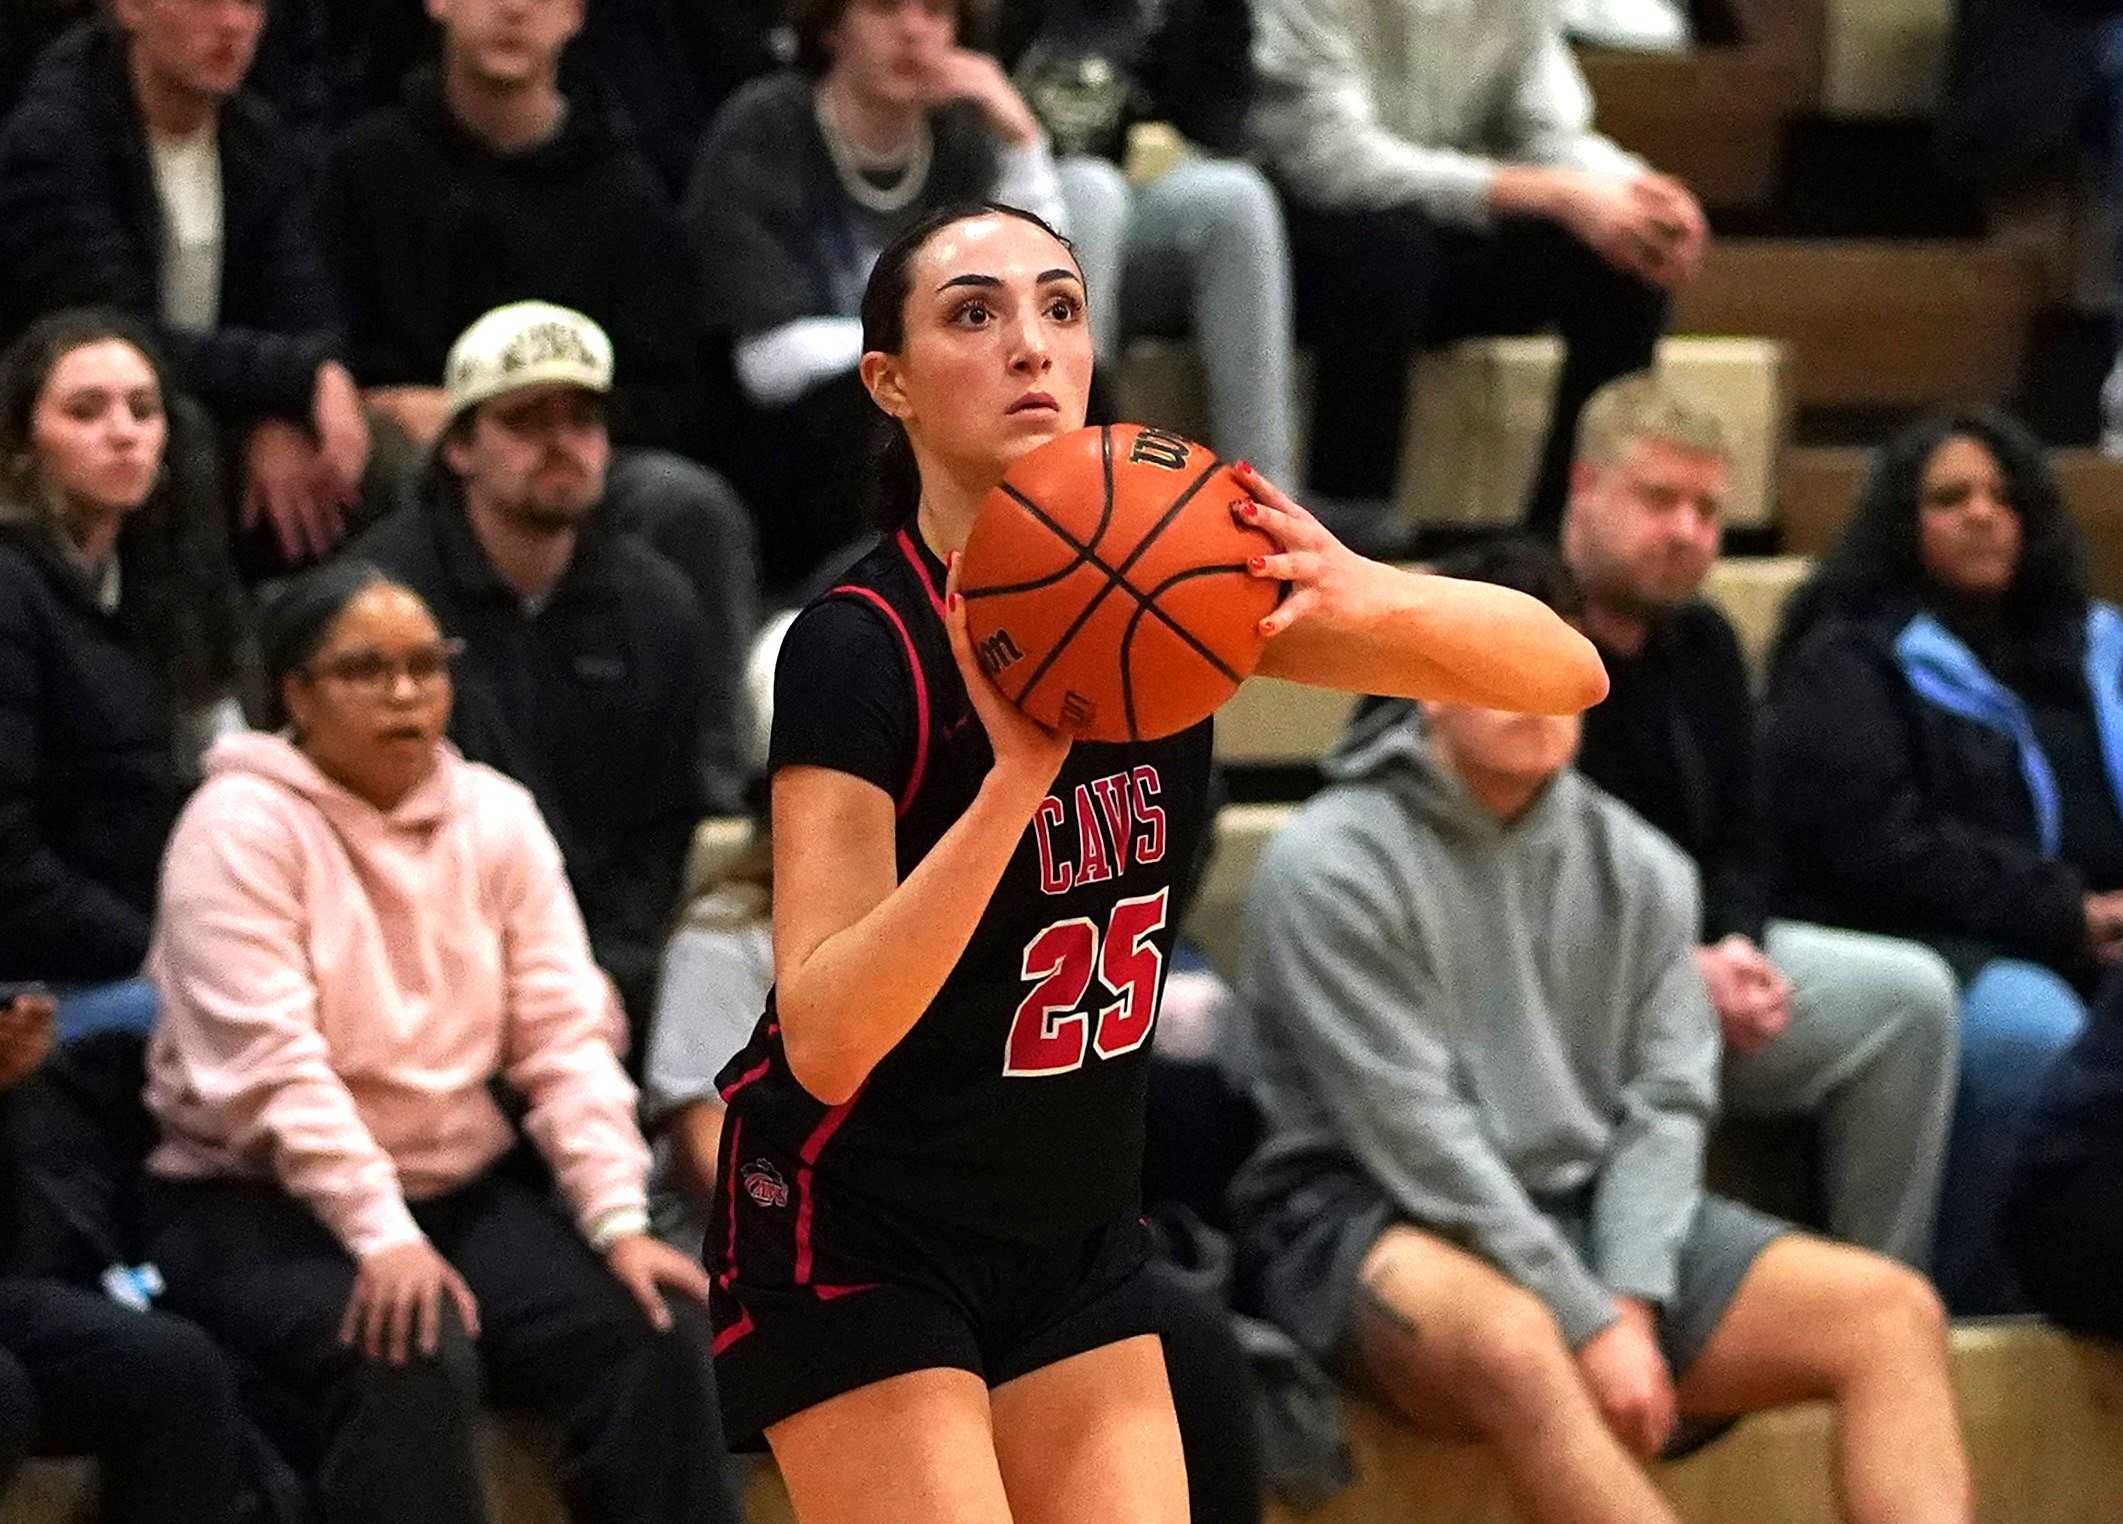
[858,200,1080,531]
[1433,537,1587,622]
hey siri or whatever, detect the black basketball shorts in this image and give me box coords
[708,1123,1160,1449]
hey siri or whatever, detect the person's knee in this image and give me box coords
[1173,159,1281,240]
[1057,155,1133,238]
[345,1301,484,1430]
[1844,1259,1950,1366]
[119,1314,241,1417]
[1454,1283,1574,1430]
[1963,962,2086,1069]
[1867,943,1962,1056]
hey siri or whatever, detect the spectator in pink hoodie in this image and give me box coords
[141,561,739,1524]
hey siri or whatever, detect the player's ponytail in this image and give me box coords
[858,200,1078,531]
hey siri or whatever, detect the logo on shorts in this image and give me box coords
[741,1160,790,1209]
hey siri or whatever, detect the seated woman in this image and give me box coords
[142,564,738,1524]
[0,310,244,1042]
[0,988,248,1523]
[1763,410,2121,1314]
[684,0,1064,594]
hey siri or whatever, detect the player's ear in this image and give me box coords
[860,351,909,419]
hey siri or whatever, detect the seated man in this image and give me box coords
[319,0,757,658]
[1563,375,1959,1268]
[1231,542,1971,1524]
[0,5,370,573]
[1248,0,1706,536]
[355,302,731,1049]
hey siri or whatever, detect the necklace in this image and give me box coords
[814,88,933,215]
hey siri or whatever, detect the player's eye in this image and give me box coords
[1045,295,1082,322]
[952,299,993,327]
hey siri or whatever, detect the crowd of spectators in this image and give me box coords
[0,0,2114,1518]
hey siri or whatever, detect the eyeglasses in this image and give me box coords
[305,638,465,694]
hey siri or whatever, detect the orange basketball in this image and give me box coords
[958,423,1282,742]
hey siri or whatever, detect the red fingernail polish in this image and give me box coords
[1248,555,1266,572]
[1235,460,1252,475]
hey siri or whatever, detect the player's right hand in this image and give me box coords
[944,550,1072,795]
[340,1238,481,1366]
[1576,1299,1677,1459]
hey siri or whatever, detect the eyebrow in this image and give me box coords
[934,268,1084,294]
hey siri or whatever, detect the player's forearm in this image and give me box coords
[1258,563,1608,713]
[778,769,1052,1105]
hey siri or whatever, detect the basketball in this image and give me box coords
[958,423,1283,743]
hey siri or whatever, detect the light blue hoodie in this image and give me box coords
[1232,703,1718,1347]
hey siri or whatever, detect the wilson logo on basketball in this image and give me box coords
[1126,428,1191,471]
[977,629,1025,678]
[741,1161,789,1209]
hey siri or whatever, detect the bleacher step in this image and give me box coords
[1676,239,2045,410]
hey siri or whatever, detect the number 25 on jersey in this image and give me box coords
[1003,888,1169,1078]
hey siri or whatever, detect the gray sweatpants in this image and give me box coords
[1057,154,1299,490]
[1725,921,1960,1270]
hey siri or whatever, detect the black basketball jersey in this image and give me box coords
[714,524,1213,1244]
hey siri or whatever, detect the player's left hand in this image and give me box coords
[605,1233,712,1332]
[1229,461,1390,642]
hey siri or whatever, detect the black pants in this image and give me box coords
[1284,200,1669,531]
[2005,1154,2123,1337]
[0,1278,247,1523]
[147,1164,739,1524]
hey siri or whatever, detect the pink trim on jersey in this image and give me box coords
[896,527,948,619]
[827,584,930,818]
[791,1096,859,1285]
[812,1282,881,1302]
[711,1307,755,1356]
[717,1116,744,1289]
[719,1058,771,1104]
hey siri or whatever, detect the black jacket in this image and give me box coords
[1577,602,1774,946]
[0,530,191,983]
[992,0,1256,162]
[320,65,713,456]
[1762,612,2094,978]
[0,23,343,421]
[352,474,712,1035]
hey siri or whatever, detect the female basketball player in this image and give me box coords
[710,201,1607,1524]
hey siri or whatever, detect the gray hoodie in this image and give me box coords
[1232,702,1716,1347]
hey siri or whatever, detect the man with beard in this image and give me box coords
[355,303,716,1060]
[1562,374,1960,1272]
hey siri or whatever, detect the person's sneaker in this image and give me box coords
[2100,353,2123,460]
[1565,0,1690,51]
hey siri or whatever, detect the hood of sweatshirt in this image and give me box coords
[202,730,463,844]
[1320,697,1580,851]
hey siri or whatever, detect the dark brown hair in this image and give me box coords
[792,0,985,76]
[856,199,1078,529]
